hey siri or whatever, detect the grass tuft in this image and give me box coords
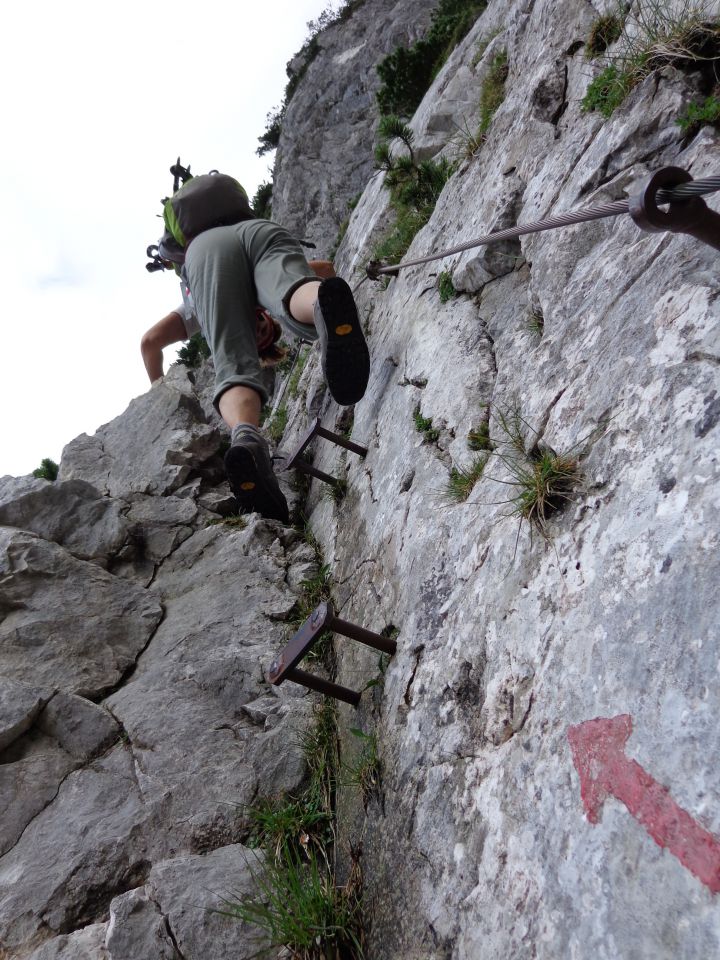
[222,699,365,957]
[467,422,492,451]
[478,50,509,134]
[582,1,720,117]
[485,406,585,540]
[471,30,502,68]
[445,455,488,503]
[266,405,288,444]
[528,306,545,335]
[586,13,624,58]
[206,515,248,530]
[342,729,381,807]
[219,846,363,959]
[438,270,457,302]
[413,405,440,444]
[293,563,333,626]
[677,92,720,135]
[582,64,634,116]
[323,477,348,505]
[502,449,581,534]
[245,795,332,862]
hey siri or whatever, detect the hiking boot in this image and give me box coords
[314,277,370,406]
[224,436,289,524]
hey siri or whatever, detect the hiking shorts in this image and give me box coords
[184,219,318,407]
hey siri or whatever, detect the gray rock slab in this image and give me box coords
[138,519,302,663]
[37,693,120,761]
[0,742,76,857]
[0,677,47,752]
[26,924,109,960]
[0,528,163,698]
[125,495,197,563]
[0,477,129,565]
[148,844,273,960]
[59,369,220,500]
[104,888,176,960]
[104,520,312,851]
[241,695,282,726]
[198,483,237,517]
[0,747,151,956]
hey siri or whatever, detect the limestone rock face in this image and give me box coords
[0,528,163,698]
[0,477,129,565]
[0,677,46,752]
[0,358,306,958]
[26,924,109,960]
[272,0,720,957]
[3,1,720,958]
[59,367,220,500]
[145,845,268,959]
[270,0,435,255]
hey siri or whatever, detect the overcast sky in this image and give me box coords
[0,0,334,478]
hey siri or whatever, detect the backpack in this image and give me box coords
[163,172,255,247]
[146,159,255,273]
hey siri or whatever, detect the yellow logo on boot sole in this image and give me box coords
[240,482,256,491]
[335,324,353,336]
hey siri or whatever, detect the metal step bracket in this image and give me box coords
[282,417,368,488]
[267,601,397,706]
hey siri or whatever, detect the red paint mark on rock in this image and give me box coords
[568,714,720,894]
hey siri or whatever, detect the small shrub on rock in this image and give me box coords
[582,64,633,116]
[176,333,211,368]
[439,270,458,302]
[372,117,456,265]
[413,405,440,444]
[377,0,488,117]
[33,457,59,481]
[252,181,273,219]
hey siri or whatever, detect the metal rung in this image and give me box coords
[282,417,368,486]
[267,600,397,704]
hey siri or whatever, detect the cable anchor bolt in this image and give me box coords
[629,166,720,252]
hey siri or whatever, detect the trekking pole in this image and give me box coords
[170,157,192,193]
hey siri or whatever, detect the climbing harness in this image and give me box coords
[366,167,720,280]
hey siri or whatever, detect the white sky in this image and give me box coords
[0,0,333,477]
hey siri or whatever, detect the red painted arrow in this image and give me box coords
[568,714,720,894]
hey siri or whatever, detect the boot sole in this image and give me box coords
[224,446,289,524]
[317,277,370,406]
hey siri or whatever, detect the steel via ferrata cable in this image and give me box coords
[369,175,720,278]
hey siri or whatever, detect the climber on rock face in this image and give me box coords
[140,220,370,525]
